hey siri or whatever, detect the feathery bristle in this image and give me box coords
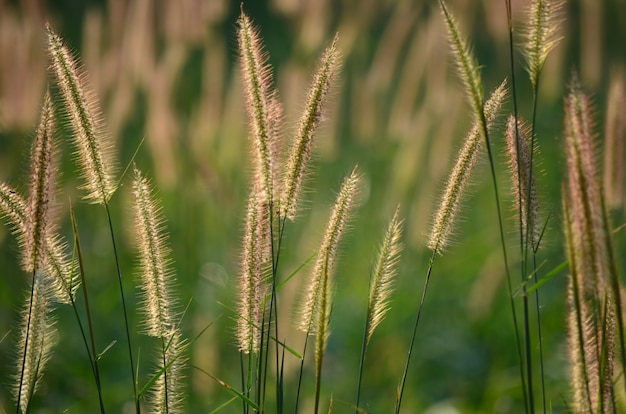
[47,25,117,205]
[280,34,340,220]
[23,91,55,274]
[237,11,279,205]
[150,330,188,414]
[505,116,540,249]
[132,166,177,338]
[603,69,625,209]
[523,0,563,88]
[439,0,485,138]
[13,273,57,414]
[236,191,269,354]
[428,80,507,254]
[366,206,403,344]
[298,167,361,334]
[0,184,74,304]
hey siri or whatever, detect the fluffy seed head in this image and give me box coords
[150,330,188,414]
[439,0,485,139]
[428,80,507,253]
[280,35,340,220]
[505,116,541,249]
[236,191,269,354]
[13,273,58,414]
[523,0,563,88]
[47,25,117,204]
[298,167,361,334]
[366,206,403,344]
[23,91,55,274]
[237,11,280,206]
[132,166,177,338]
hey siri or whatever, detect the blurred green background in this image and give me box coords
[1,0,626,412]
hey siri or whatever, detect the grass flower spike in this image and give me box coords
[47,25,117,204]
[13,273,57,414]
[236,191,268,354]
[439,0,485,138]
[428,80,507,254]
[281,35,340,220]
[505,116,540,249]
[133,166,186,413]
[238,11,280,205]
[523,0,563,88]
[365,206,403,344]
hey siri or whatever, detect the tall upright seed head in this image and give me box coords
[13,273,57,414]
[505,116,540,249]
[238,12,280,206]
[23,91,55,275]
[280,35,340,220]
[366,206,403,345]
[523,0,563,88]
[236,191,268,354]
[132,166,177,338]
[603,69,625,209]
[298,167,361,334]
[47,25,117,205]
[428,80,507,254]
[439,0,486,139]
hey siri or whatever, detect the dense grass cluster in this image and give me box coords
[0,0,625,413]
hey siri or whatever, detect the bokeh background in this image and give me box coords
[1,0,625,412]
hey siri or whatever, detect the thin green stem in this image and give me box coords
[395,250,436,414]
[70,204,106,414]
[104,202,138,413]
[161,336,169,414]
[354,316,369,413]
[294,334,310,414]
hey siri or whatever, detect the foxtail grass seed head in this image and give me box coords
[280,34,340,220]
[505,116,540,249]
[603,69,625,209]
[47,25,117,205]
[0,184,73,305]
[237,11,279,206]
[150,330,188,414]
[564,75,608,294]
[236,191,268,354]
[428,80,507,254]
[298,167,361,334]
[23,91,55,275]
[13,273,57,414]
[439,0,485,137]
[133,166,178,338]
[523,0,563,88]
[366,206,403,344]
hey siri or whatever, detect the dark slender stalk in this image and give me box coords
[104,202,138,413]
[240,353,247,414]
[161,337,169,414]
[70,205,106,414]
[16,270,37,414]
[354,318,369,414]
[395,251,435,414]
[294,334,310,414]
[504,2,535,412]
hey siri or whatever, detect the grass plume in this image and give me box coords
[428,80,507,254]
[47,25,117,205]
[280,35,340,220]
[237,11,280,205]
